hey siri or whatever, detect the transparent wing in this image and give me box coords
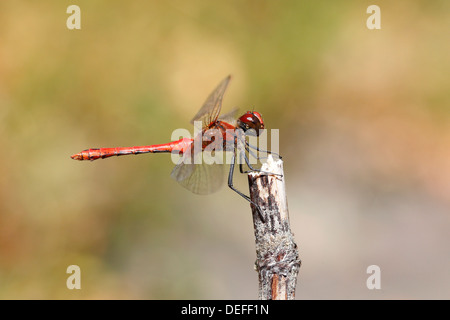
[170,158,224,195]
[190,75,232,127]
[170,144,224,195]
[218,107,239,126]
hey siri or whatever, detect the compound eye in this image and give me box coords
[245,115,254,124]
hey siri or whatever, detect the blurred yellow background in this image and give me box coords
[0,0,449,299]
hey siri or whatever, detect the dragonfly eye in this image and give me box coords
[237,111,265,136]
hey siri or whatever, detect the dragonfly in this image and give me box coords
[71,75,279,221]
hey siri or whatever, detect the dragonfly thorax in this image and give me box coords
[237,111,265,136]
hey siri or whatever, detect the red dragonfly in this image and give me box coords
[71,76,278,221]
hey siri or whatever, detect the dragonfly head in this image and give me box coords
[237,111,265,136]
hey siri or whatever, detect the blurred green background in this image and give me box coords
[0,0,449,299]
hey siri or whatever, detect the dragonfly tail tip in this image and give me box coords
[71,153,82,160]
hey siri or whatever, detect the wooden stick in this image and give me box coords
[248,155,301,300]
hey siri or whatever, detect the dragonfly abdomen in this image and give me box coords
[71,138,193,161]
[70,147,157,161]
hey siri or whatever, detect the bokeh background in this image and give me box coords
[0,0,449,299]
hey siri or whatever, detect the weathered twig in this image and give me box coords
[248,155,301,300]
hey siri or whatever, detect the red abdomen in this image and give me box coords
[71,138,193,161]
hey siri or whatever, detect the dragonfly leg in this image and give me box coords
[239,151,247,174]
[228,151,266,222]
[236,136,277,175]
[239,147,283,178]
[245,140,282,159]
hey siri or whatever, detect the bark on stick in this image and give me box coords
[248,155,301,300]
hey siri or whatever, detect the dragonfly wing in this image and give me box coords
[190,75,232,127]
[218,107,239,126]
[171,158,224,195]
